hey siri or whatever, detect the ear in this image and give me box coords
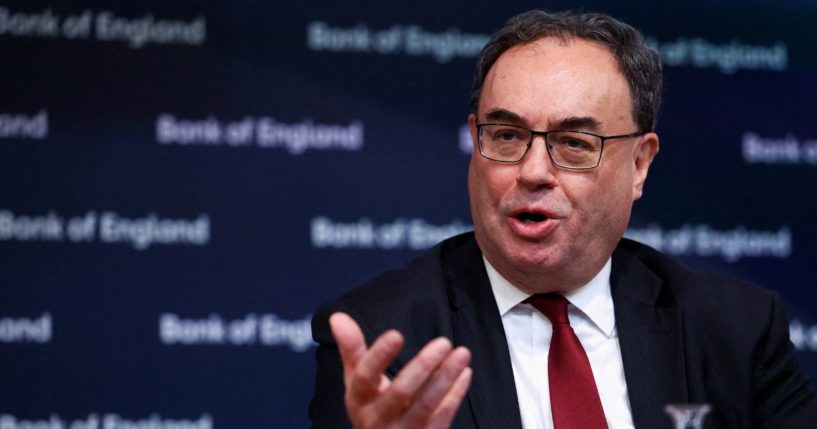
[632,132,659,201]
[468,113,478,153]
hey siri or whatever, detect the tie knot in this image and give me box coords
[526,293,570,325]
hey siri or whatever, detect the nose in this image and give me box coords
[517,135,558,190]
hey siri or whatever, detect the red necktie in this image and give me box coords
[527,294,608,429]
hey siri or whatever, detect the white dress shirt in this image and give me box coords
[485,257,635,429]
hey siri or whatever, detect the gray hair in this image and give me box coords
[470,10,663,133]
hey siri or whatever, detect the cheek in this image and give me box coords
[468,163,493,227]
[563,169,632,224]
[586,166,636,226]
[561,178,596,222]
[470,162,513,210]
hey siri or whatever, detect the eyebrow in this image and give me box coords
[484,108,524,124]
[483,109,602,132]
[551,116,602,132]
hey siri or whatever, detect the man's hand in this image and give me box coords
[329,312,473,429]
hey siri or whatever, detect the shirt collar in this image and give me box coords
[485,256,616,338]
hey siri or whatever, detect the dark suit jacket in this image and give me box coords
[310,233,817,428]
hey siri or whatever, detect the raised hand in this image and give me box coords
[329,312,473,429]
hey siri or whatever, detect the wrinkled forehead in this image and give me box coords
[478,37,634,131]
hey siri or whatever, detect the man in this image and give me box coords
[309,10,817,429]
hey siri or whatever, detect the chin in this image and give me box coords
[503,242,565,273]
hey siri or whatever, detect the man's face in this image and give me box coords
[468,37,659,293]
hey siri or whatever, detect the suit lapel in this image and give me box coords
[439,235,689,428]
[611,242,688,428]
[442,237,523,429]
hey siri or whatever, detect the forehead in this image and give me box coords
[480,37,633,130]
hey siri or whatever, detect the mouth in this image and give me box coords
[514,211,549,223]
[507,208,560,240]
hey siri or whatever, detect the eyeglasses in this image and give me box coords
[476,123,644,170]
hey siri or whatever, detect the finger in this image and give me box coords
[329,312,368,374]
[399,347,472,427]
[371,337,453,420]
[346,328,404,404]
[426,366,473,429]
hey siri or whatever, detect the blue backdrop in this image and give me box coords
[2,1,816,427]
